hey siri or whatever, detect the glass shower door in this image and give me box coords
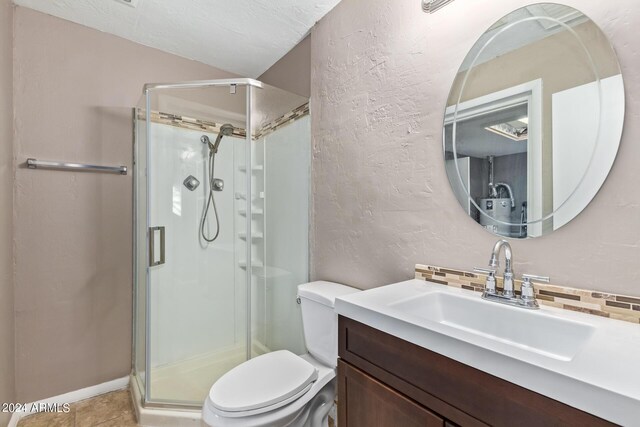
[132,79,311,410]
[249,84,309,358]
[143,84,250,406]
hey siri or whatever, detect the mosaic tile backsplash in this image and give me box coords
[415,264,640,324]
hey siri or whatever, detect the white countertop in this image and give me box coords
[335,279,640,426]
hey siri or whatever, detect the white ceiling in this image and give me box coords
[13,0,341,77]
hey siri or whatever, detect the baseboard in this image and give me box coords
[7,376,129,427]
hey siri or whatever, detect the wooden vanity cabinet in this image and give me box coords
[337,316,616,427]
[339,360,444,427]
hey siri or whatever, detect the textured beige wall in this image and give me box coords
[259,35,311,98]
[0,0,14,423]
[310,0,640,296]
[13,7,236,402]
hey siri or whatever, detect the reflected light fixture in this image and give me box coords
[485,119,529,142]
[422,0,455,13]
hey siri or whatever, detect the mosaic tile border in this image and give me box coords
[254,102,310,139]
[149,111,247,138]
[138,102,310,140]
[415,264,640,324]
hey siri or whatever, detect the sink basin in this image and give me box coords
[388,291,595,361]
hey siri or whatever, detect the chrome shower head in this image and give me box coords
[212,124,234,153]
[220,123,234,136]
[201,124,235,154]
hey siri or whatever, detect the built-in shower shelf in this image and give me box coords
[239,260,265,269]
[238,165,264,172]
[238,208,263,216]
[238,262,292,278]
[235,192,265,200]
[238,231,264,240]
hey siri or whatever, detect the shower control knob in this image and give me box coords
[183,175,200,191]
[212,178,224,191]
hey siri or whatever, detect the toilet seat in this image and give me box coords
[203,353,336,426]
[209,382,314,418]
[209,350,318,417]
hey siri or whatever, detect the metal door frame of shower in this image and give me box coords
[133,78,262,410]
[143,77,263,91]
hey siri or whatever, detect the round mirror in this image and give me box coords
[443,3,624,239]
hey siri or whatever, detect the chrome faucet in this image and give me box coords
[474,240,548,310]
[489,239,514,298]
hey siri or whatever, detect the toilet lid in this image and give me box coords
[209,350,318,413]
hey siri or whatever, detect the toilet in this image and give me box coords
[202,281,360,427]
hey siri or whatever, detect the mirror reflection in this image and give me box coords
[443,3,624,238]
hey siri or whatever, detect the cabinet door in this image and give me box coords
[338,360,444,427]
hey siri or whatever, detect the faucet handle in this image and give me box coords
[519,274,549,308]
[521,274,550,284]
[474,267,496,275]
[474,267,497,294]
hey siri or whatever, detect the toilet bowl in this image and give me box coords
[202,281,360,427]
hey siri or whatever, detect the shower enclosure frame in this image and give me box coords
[133,78,262,410]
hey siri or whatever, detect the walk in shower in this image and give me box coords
[132,79,311,409]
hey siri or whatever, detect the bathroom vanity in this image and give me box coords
[337,316,612,427]
[335,279,640,426]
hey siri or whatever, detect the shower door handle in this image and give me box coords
[149,226,166,266]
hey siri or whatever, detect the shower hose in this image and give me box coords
[201,150,221,242]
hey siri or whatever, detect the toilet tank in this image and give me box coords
[297,281,360,368]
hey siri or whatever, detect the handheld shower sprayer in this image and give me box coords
[200,124,235,242]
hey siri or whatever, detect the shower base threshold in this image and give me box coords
[131,373,202,427]
[131,340,271,426]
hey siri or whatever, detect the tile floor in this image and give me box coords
[17,390,136,427]
[17,388,337,427]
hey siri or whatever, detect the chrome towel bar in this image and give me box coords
[26,158,128,175]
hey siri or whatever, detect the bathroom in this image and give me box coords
[0,0,638,426]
